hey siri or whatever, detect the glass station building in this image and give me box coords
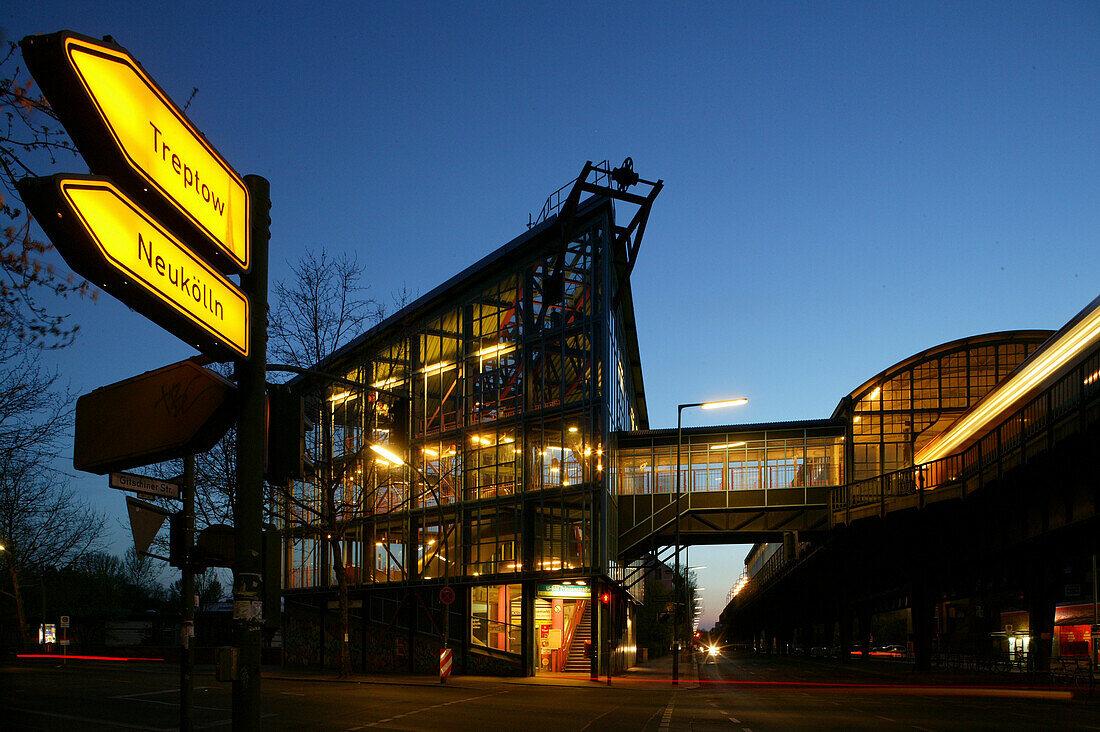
[276,161,1070,677]
[280,167,660,676]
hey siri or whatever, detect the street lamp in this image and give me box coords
[673,398,747,684]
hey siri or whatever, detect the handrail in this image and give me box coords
[556,599,588,671]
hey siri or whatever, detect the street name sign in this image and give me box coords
[74,359,237,474]
[110,472,181,500]
[18,175,249,361]
[20,31,250,274]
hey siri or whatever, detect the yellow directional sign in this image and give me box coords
[21,32,250,274]
[18,176,249,360]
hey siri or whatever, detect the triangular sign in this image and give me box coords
[126,496,170,556]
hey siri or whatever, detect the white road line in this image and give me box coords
[877,716,896,722]
[362,690,507,727]
[112,688,179,699]
[196,713,276,729]
[728,715,741,723]
[658,698,676,732]
[911,726,936,732]
[4,707,171,731]
[578,706,618,732]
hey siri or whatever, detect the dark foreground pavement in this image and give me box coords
[2,651,1097,730]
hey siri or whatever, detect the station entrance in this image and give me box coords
[534,583,592,675]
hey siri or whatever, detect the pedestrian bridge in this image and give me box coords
[614,420,842,557]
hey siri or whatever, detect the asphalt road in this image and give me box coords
[2,652,1098,730]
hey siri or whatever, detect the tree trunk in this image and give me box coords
[329,535,352,678]
[323,479,351,679]
[7,559,28,648]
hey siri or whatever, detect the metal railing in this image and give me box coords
[531,161,611,227]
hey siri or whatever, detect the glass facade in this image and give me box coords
[615,425,845,494]
[845,334,1049,480]
[280,204,627,661]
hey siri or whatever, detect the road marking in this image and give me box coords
[877,715,896,722]
[360,690,508,728]
[728,715,741,723]
[659,698,676,732]
[4,707,173,731]
[112,688,179,699]
[578,706,618,731]
[911,727,936,732]
[196,713,276,729]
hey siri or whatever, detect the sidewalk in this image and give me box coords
[263,651,695,690]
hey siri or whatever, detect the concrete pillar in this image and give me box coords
[859,606,873,657]
[1028,561,1055,672]
[912,576,933,671]
[838,604,853,664]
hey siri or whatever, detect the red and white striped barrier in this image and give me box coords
[440,647,453,680]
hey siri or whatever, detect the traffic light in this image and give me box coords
[168,511,187,569]
[266,384,309,485]
[600,591,610,605]
[262,524,281,629]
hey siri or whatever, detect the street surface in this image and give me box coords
[1,651,1098,730]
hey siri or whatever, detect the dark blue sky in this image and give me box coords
[6,2,1100,628]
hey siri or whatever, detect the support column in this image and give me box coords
[801,621,814,656]
[838,603,853,664]
[859,606,872,657]
[911,577,933,671]
[1028,559,1055,672]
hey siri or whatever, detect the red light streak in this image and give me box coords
[17,654,165,661]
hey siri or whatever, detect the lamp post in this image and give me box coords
[674,398,747,684]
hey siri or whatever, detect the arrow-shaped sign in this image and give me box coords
[20,31,250,275]
[18,175,249,361]
[75,359,236,474]
[126,496,170,558]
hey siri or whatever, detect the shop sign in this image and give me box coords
[537,583,589,599]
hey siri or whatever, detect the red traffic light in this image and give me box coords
[600,592,610,604]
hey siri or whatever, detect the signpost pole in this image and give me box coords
[233,176,269,731]
[181,454,195,732]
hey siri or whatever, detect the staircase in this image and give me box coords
[562,604,592,673]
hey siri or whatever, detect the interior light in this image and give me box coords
[422,447,438,456]
[853,416,861,423]
[709,442,746,449]
[370,444,404,466]
[420,360,455,375]
[476,343,515,358]
[328,390,351,402]
[701,398,749,410]
[867,387,881,401]
[372,376,403,389]
[568,426,579,433]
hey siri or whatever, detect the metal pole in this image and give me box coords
[181,454,195,732]
[673,405,683,685]
[1093,554,1098,669]
[233,175,269,731]
[607,590,612,686]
